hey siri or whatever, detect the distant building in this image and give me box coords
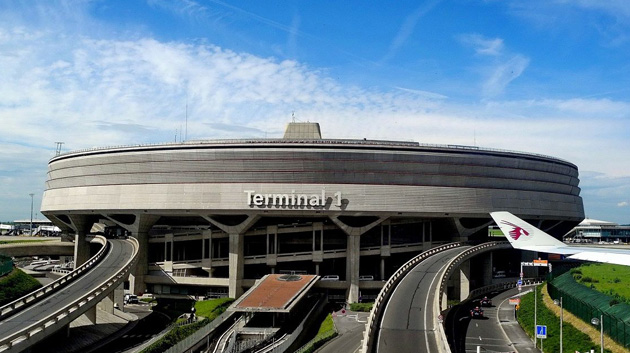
[564,218,630,243]
[11,219,61,236]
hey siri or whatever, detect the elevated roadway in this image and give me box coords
[376,246,471,353]
[0,238,73,257]
[0,238,137,353]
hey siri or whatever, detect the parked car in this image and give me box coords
[359,275,374,281]
[320,275,340,281]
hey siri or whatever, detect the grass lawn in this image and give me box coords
[194,297,234,320]
[575,263,630,303]
[0,239,53,245]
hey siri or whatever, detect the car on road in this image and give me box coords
[124,294,139,304]
[480,296,492,307]
[470,306,484,319]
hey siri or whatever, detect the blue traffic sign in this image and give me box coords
[517,279,523,286]
[536,325,547,338]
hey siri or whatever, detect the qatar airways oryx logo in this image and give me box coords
[501,220,531,241]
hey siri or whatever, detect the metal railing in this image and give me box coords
[0,236,109,321]
[361,242,465,353]
[0,237,139,353]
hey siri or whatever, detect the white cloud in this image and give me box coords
[482,55,530,97]
[458,34,504,56]
[619,202,629,207]
[0,15,628,223]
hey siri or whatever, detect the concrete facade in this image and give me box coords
[40,123,584,302]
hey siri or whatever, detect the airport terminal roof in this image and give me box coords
[229,274,319,313]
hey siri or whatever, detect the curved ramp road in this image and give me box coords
[0,239,135,352]
[377,246,470,353]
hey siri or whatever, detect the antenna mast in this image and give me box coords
[185,96,188,141]
[54,142,64,156]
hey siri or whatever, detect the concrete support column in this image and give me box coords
[126,214,159,296]
[229,232,244,298]
[74,231,91,268]
[84,306,97,324]
[68,215,95,268]
[481,252,493,286]
[346,234,361,303]
[130,230,149,295]
[98,291,115,314]
[380,258,385,281]
[459,260,471,301]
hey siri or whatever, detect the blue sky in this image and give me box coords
[0,0,629,223]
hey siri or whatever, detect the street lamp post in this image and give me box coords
[554,297,563,353]
[29,193,34,236]
[591,315,604,353]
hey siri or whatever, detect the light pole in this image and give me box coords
[29,193,34,236]
[591,315,604,353]
[554,297,563,353]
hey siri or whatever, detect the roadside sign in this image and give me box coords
[509,298,521,305]
[536,325,547,339]
[517,279,523,286]
[520,272,524,278]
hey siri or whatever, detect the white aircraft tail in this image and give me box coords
[490,211,565,250]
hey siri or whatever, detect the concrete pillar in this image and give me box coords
[131,230,149,295]
[459,260,471,301]
[98,292,115,314]
[229,232,244,298]
[346,234,361,303]
[380,258,385,281]
[73,231,91,268]
[127,214,159,296]
[481,252,493,286]
[68,215,95,268]
[83,306,97,324]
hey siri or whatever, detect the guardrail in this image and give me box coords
[0,237,139,353]
[437,241,511,311]
[361,242,464,353]
[0,236,108,321]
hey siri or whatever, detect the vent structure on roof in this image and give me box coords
[283,122,322,139]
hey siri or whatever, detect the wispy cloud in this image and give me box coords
[382,0,442,62]
[619,201,629,207]
[458,34,504,56]
[482,55,530,97]
[458,33,530,98]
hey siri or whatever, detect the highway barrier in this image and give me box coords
[361,242,464,353]
[437,241,511,310]
[0,236,108,321]
[0,237,139,353]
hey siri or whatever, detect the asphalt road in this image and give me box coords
[317,310,369,353]
[463,288,538,353]
[0,239,134,346]
[377,246,470,353]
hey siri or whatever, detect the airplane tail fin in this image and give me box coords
[490,211,565,250]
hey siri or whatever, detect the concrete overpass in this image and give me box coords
[0,236,138,353]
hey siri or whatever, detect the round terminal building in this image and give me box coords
[41,122,584,302]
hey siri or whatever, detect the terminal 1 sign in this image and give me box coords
[245,190,343,208]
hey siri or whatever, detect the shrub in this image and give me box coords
[349,302,374,312]
[0,269,42,306]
